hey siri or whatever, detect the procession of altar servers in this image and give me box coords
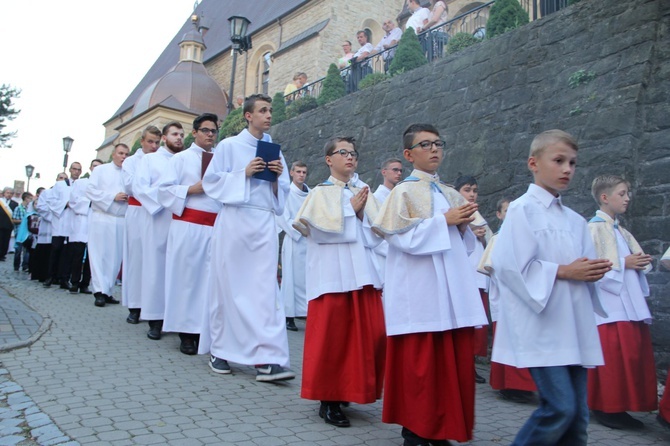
[29,115,666,445]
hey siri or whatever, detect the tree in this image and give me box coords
[130,138,142,156]
[183,132,194,148]
[219,107,247,139]
[1,84,21,148]
[388,28,427,76]
[272,92,287,124]
[317,63,346,106]
[486,0,529,39]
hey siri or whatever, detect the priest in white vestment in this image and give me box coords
[86,144,129,307]
[121,126,160,323]
[276,161,310,332]
[67,160,102,294]
[201,95,295,382]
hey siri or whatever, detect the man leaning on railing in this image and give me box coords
[373,19,403,72]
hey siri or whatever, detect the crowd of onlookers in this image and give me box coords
[284,0,453,102]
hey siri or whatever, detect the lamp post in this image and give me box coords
[227,15,252,112]
[25,164,34,193]
[62,136,74,170]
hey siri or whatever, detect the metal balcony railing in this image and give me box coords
[283,0,570,104]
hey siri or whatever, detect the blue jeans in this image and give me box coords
[512,366,589,446]
[13,242,29,271]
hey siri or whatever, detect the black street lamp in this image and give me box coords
[227,15,252,112]
[62,136,74,170]
[25,164,34,193]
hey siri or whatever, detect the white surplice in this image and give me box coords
[380,187,487,336]
[302,181,383,301]
[276,182,310,318]
[200,129,290,366]
[491,184,605,368]
[133,147,175,321]
[34,191,52,244]
[373,184,392,203]
[121,150,146,308]
[68,178,91,243]
[158,144,221,333]
[594,225,651,325]
[86,163,127,296]
[47,180,73,238]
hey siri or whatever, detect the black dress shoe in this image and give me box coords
[94,292,106,307]
[592,410,644,430]
[69,284,79,294]
[147,320,163,340]
[179,335,198,355]
[319,401,350,427]
[43,279,53,288]
[474,369,486,384]
[60,280,72,290]
[126,309,140,324]
[401,427,431,446]
[105,295,120,304]
[79,286,92,295]
[499,389,535,404]
[286,318,298,332]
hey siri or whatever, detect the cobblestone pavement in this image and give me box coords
[0,260,668,445]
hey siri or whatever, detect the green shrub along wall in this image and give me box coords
[270,0,670,372]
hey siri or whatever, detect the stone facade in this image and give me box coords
[269,0,670,371]
[207,0,407,99]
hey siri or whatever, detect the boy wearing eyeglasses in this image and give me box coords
[373,123,487,446]
[373,158,404,204]
[294,136,386,428]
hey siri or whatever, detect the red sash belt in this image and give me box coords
[172,208,217,227]
[128,196,142,207]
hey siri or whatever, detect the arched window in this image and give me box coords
[257,51,272,95]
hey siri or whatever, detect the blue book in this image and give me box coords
[254,140,281,182]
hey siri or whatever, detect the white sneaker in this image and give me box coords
[255,364,295,382]
[209,356,231,374]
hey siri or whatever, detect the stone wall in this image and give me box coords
[270,0,670,370]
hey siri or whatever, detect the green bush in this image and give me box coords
[285,96,318,119]
[318,63,346,106]
[183,132,194,148]
[486,0,529,39]
[358,73,390,90]
[446,32,482,54]
[219,107,247,139]
[388,27,427,76]
[272,92,287,124]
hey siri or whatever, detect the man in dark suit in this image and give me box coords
[0,187,18,261]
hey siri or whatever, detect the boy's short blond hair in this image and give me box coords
[591,174,630,205]
[529,129,578,158]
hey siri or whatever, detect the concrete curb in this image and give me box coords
[0,316,52,353]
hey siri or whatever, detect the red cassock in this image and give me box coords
[301,285,386,403]
[383,327,475,443]
[489,322,536,391]
[660,370,670,422]
[473,289,489,357]
[587,321,657,412]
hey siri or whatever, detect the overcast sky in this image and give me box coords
[0,0,196,192]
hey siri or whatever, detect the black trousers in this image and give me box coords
[47,236,72,283]
[69,242,90,288]
[31,243,51,281]
[0,227,11,260]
